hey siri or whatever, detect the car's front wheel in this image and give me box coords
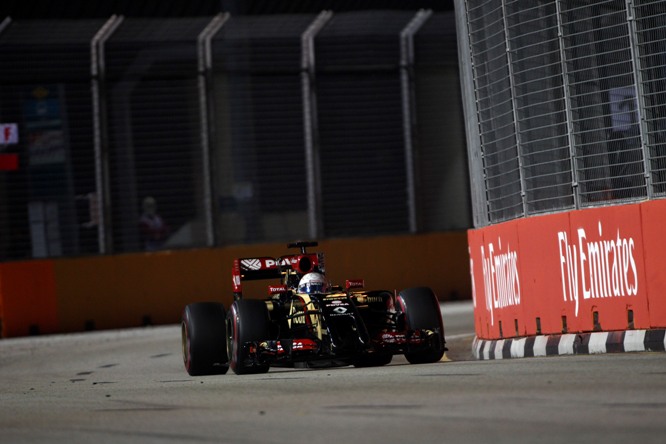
[397,287,446,364]
[227,299,272,375]
[182,302,228,376]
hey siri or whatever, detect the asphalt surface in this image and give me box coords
[1,301,665,443]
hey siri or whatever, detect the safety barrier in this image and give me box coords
[0,260,58,336]
[0,232,470,338]
[468,199,666,340]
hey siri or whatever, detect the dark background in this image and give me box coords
[0,0,454,19]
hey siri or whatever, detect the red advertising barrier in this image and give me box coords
[467,227,487,338]
[517,212,571,336]
[468,219,522,340]
[470,200,666,340]
[641,200,666,328]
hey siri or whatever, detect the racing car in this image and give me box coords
[181,241,446,375]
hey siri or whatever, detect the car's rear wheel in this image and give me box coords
[182,302,228,376]
[397,287,446,364]
[227,299,271,375]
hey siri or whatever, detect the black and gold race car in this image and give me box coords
[182,241,446,375]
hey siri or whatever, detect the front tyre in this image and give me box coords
[397,287,446,364]
[182,302,229,376]
[227,299,272,375]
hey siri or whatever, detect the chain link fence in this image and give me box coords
[457,0,666,227]
[0,11,468,260]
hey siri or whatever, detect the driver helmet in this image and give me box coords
[297,272,329,294]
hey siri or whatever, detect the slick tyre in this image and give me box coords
[398,287,446,364]
[182,302,229,376]
[227,299,271,375]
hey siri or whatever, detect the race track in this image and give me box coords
[1,301,665,443]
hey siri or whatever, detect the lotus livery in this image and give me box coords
[182,241,447,375]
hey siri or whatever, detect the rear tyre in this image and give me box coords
[397,287,446,364]
[227,299,272,375]
[182,302,229,376]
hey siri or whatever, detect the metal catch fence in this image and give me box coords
[0,11,468,260]
[457,0,666,227]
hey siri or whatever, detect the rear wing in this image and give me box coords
[232,252,325,298]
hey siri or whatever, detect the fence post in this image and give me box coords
[0,17,11,33]
[455,0,489,228]
[555,0,581,209]
[197,13,230,247]
[400,9,432,233]
[302,11,333,240]
[91,15,124,254]
[625,0,653,199]
[500,0,528,218]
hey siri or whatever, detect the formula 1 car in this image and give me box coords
[181,241,446,375]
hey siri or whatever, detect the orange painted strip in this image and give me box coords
[0,233,470,338]
[0,260,58,338]
[51,233,470,336]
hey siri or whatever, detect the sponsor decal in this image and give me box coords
[480,238,521,326]
[0,123,18,144]
[240,258,262,270]
[291,311,305,324]
[270,258,295,267]
[326,300,350,316]
[345,279,364,289]
[379,332,424,345]
[292,340,317,351]
[240,257,303,271]
[381,333,397,344]
[558,222,638,317]
[327,298,348,304]
[332,306,348,314]
[268,285,287,294]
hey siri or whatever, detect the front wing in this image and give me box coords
[235,327,444,368]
